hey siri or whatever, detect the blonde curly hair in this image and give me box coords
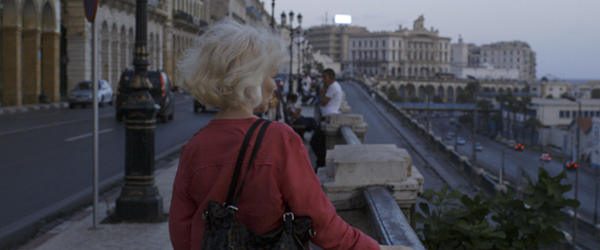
[178,19,287,110]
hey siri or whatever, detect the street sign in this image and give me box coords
[84,0,99,23]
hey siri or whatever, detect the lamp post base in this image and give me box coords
[116,185,164,222]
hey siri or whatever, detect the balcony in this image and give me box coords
[172,10,207,29]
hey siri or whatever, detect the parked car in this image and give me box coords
[457,137,466,145]
[514,143,525,151]
[115,70,174,123]
[506,139,517,148]
[69,80,113,108]
[565,161,577,170]
[540,153,552,162]
[475,142,483,151]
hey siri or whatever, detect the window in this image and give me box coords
[370,41,373,47]
[597,111,600,117]
[359,41,361,47]
[591,112,595,117]
[353,41,355,47]
[382,41,385,47]
[393,40,395,47]
[566,111,570,118]
[573,111,577,117]
[560,111,565,118]
[584,111,589,117]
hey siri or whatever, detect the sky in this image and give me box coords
[273,0,600,80]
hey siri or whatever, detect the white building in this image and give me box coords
[348,15,451,78]
[530,98,600,150]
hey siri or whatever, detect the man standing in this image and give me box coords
[311,68,343,169]
[319,69,343,118]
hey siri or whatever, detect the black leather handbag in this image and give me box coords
[201,119,315,250]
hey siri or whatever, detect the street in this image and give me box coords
[423,109,599,223]
[0,93,215,240]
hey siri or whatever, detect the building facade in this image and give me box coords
[480,41,536,82]
[305,24,368,76]
[0,0,275,107]
[451,39,536,82]
[347,16,451,78]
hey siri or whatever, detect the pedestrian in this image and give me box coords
[170,19,411,250]
[285,93,318,132]
[310,68,343,168]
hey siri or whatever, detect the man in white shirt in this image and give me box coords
[320,69,343,118]
[310,68,343,169]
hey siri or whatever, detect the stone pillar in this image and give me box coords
[64,0,91,92]
[318,144,424,222]
[42,32,61,102]
[1,27,22,106]
[323,114,368,150]
[22,29,42,104]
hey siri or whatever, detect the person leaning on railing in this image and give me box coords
[170,19,413,250]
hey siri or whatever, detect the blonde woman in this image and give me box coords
[169,19,412,250]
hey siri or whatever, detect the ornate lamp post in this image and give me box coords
[270,0,275,30]
[115,0,163,221]
[281,11,301,93]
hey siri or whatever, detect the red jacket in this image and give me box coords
[169,118,378,250]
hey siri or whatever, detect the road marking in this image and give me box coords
[0,114,113,136]
[65,128,114,142]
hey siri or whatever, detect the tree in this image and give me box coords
[387,86,403,102]
[433,95,444,103]
[414,168,579,250]
[591,88,600,99]
[495,92,507,138]
[477,99,492,134]
[524,117,542,146]
[519,96,532,142]
[406,83,416,101]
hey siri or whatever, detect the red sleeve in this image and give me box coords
[277,128,379,250]
[169,144,196,250]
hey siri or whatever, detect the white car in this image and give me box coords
[475,142,483,151]
[457,137,466,145]
[69,80,114,108]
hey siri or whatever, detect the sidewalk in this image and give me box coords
[0,103,68,116]
[17,103,321,250]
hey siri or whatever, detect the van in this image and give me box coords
[115,70,175,123]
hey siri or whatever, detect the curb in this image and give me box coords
[0,103,68,115]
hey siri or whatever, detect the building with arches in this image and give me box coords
[0,0,272,107]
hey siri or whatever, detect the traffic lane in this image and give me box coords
[0,116,123,228]
[341,81,448,192]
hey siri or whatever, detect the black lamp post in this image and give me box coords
[281,11,301,93]
[561,93,580,247]
[115,0,163,221]
[270,0,275,30]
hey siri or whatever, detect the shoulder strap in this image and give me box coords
[231,120,271,206]
[225,119,265,206]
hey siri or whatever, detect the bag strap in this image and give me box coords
[225,119,265,206]
[231,120,271,206]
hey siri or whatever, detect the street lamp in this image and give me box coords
[270,0,275,30]
[467,75,479,168]
[281,11,301,94]
[561,93,580,247]
[115,0,164,221]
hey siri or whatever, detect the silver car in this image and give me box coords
[69,80,114,108]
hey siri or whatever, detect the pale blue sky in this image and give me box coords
[274,0,600,80]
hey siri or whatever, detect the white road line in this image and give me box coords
[65,128,114,142]
[0,114,113,136]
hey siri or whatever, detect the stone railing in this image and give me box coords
[316,102,425,249]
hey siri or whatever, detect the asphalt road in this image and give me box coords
[0,93,215,243]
